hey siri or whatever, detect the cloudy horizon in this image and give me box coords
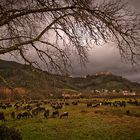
[71,45,140,83]
[70,0,140,83]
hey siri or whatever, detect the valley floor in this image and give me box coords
[0,98,140,140]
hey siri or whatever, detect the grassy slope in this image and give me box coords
[1,100,140,140]
[0,59,140,99]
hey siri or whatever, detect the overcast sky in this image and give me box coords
[0,0,140,83]
[71,0,140,83]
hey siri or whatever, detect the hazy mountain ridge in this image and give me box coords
[0,59,140,99]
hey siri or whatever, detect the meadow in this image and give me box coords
[0,98,140,140]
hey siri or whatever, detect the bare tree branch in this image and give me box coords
[0,0,139,74]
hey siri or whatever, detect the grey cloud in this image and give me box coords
[72,45,140,83]
[71,0,140,82]
[127,0,140,12]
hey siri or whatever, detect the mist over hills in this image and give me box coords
[0,59,140,99]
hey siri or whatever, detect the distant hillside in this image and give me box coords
[0,59,140,99]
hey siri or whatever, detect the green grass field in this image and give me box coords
[0,99,140,140]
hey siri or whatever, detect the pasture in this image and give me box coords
[0,98,140,140]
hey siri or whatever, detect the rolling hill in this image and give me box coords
[0,59,140,99]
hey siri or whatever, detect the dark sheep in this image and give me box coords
[44,109,49,119]
[51,110,59,118]
[1,105,6,109]
[32,107,45,116]
[22,112,33,118]
[126,110,130,115]
[24,104,32,110]
[32,108,39,116]
[121,101,126,107]
[5,103,12,108]
[52,104,62,110]
[65,102,69,106]
[72,101,78,105]
[92,104,99,108]
[16,113,24,119]
[87,103,92,107]
[11,111,16,119]
[17,112,33,119]
[0,112,5,121]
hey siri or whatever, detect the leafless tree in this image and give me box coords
[0,0,140,74]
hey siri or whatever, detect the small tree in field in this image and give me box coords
[0,0,140,74]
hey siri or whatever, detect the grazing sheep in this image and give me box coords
[0,112,5,121]
[60,112,68,119]
[87,103,92,107]
[1,105,6,109]
[51,104,62,110]
[17,112,33,119]
[72,101,78,105]
[51,110,59,118]
[65,102,69,106]
[92,104,99,108]
[44,109,49,119]
[126,110,130,115]
[32,107,45,116]
[11,111,16,119]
